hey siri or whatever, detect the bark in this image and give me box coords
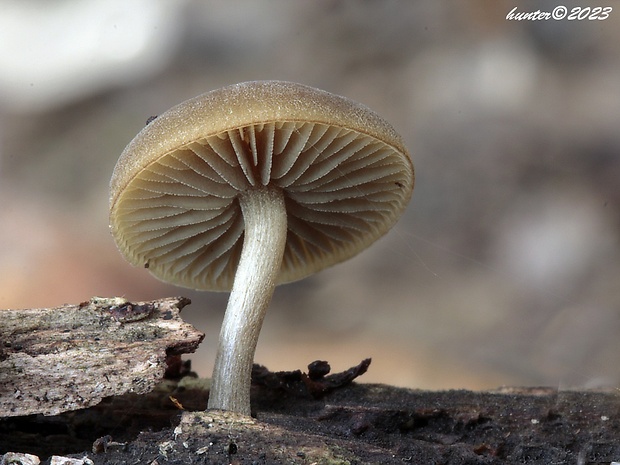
[2,371,619,464]
[1,298,619,464]
[0,297,203,418]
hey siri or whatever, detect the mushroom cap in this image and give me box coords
[110,81,414,290]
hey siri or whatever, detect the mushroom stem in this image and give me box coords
[207,186,287,415]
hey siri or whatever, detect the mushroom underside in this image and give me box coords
[111,121,413,291]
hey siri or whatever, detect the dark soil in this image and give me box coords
[1,361,619,464]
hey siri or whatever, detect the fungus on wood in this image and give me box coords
[109,80,414,416]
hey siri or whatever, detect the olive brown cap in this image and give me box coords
[110,80,414,291]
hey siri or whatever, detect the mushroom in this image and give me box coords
[109,81,414,416]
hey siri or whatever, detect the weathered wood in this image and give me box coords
[1,299,618,463]
[0,297,203,417]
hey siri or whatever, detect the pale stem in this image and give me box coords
[207,186,287,416]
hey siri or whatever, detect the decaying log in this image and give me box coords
[2,377,619,464]
[1,298,619,464]
[0,297,204,418]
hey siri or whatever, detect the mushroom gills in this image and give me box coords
[113,121,411,290]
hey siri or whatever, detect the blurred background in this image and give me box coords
[1,0,618,391]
